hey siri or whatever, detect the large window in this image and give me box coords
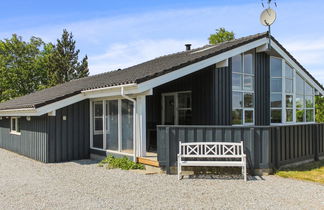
[269,56,315,124]
[92,99,134,154]
[232,52,254,125]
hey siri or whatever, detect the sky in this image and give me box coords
[1,0,324,84]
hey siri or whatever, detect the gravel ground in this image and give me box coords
[0,148,323,210]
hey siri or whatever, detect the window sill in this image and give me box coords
[10,131,21,136]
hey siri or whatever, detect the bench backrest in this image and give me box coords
[179,141,244,158]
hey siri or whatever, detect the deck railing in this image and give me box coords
[157,124,324,173]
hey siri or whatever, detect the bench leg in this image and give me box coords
[177,156,182,180]
[243,157,247,182]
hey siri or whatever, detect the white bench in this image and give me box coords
[177,141,247,181]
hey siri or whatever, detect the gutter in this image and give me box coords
[120,86,137,162]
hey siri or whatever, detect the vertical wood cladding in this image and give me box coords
[255,52,270,125]
[214,61,232,125]
[0,99,90,163]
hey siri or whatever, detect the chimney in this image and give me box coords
[185,44,191,51]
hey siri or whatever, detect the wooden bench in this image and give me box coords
[177,141,247,181]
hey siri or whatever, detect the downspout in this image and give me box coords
[121,87,137,162]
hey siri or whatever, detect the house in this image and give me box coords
[0,32,323,173]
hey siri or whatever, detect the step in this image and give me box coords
[137,157,159,167]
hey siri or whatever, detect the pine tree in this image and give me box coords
[47,29,89,86]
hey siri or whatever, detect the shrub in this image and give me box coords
[99,155,145,170]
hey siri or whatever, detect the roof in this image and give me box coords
[0,32,322,111]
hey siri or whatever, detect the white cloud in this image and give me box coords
[88,39,205,74]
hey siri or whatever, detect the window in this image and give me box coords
[295,74,315,122]
[270,57,283,123]
[232,52,254,125]
[10,117,20,134]
[162,91,192,125]
[285,63,294,122]
[92,99,135,154]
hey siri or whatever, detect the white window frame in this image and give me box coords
[270,57,316,125]
[10,117,21,135]
[93,101,103,135]
[161,91,192,125]
[232,52,255,125]
[90,97,135,156]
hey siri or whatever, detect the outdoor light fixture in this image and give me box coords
[26,116,31,121]
[63,116,67,121]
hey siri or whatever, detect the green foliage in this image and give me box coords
[47,29,89,87]
[0,29,89,102]
[208,27,235,45]
[0,34,46,102]
[315,95,324,123]
[99,155,145,170]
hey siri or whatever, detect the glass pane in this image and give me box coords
[122,99,133,154]
[93,135,103,149]
[12,118,16,131]
[232,73,242,90]
[271,78,282,92]
[271,109,282,123]
[305,96,314,108]
[164,95,175,125]
[244,53,253,74]
[178,92,191,109]
[244,93,253,108]
[286,95,293,108]
[178,110,192,125]
[285,78,293,93]
[271,94,282,107]
[306,110,314,122]
[232,92,243,108]
[285,63,293,79]
[94,118,103,131]
[94,102,103,117]
[16,119,20,132]
[296,109,305,122]
[232,54,242,73]
[296,95,304,108]
[296,74,304,95]
[232,109,243,125]
[305,83,314,95]
[270,57,282,77]
[243,75,253,91]
[286,109,293,122]
[244,110,253,123]
[106,100,118,150]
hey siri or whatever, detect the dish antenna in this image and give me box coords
[260,0,277,49]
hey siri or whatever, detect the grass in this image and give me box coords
[276,160,324,184]
[98,155,145,170]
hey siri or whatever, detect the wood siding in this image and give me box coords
[0,100,90,163]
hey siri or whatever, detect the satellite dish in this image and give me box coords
[260,8,276,26]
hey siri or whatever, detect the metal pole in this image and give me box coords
[268,25,271,50]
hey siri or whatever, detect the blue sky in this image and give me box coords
[1,0,324,84]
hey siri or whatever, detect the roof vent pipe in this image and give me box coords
[185,44,191,51]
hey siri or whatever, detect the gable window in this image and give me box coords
[10,117,20,135]
[285,63,294,122]
[296,74,315,122]
[232,52,254,125]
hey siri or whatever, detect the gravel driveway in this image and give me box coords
[0,148,323,210]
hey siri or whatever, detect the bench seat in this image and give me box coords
[181,161,245,167]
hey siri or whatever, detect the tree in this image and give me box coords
[0,34,46,102]
[316,95,324,123]
[208,27,235,45]
[47,29,89,86]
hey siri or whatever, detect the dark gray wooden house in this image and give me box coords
[0,32,323,173]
